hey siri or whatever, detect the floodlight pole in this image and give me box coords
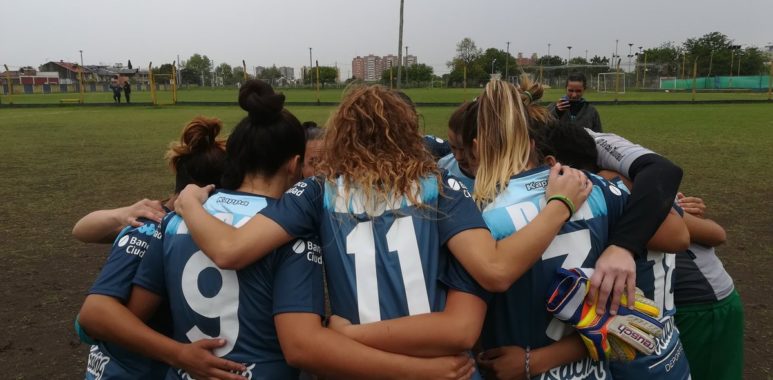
[547,43,551,57]
[79,50,84,68]
[566,46,572,65]
[396,0,405,89]
[491,58,496,75]
[505,41,510,82]
[308,47,313,86]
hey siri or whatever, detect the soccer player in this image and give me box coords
[173,84,592,367]
[673,193,743,380]
[539,124,692,379]
[85,81,478,380]
[547,72,602,132]
[77,116,235,379]
[301,121,324,178]
[437,101,476,190]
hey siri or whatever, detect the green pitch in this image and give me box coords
[1,102,771,377]
[2,86,770,104]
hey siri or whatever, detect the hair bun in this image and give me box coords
[238,80,285,123]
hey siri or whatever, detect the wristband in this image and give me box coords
[547,194,576,220]
[524,346,531,379]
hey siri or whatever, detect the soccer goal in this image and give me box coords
[597,72,626,93]
[659,77,679,90]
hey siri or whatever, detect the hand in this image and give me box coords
[556,98,570,111]
[326,315,353,335]
[174,184,215,217]
[546,164,593,214]
[589,245,636,315]
[412,354,475,380]
[172,339,247,380]
[121,198,166,227]
[676,192,706,218]
[477,346,526,380]
[547,268,663,362]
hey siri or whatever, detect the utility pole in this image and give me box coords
[79,50,84,68]
[547,43,551,57]
[405,45,409,86]
[505,41,510,82]
[396,0,405,89]
[308,47,313,86]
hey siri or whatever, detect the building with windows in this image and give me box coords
[352,53,419,81]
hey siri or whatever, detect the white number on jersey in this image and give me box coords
[181,250,240,356]
[503,201,594,341]
[346,216,431,323]
[647,251,675,319]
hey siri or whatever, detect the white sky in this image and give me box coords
[1,0,771,76]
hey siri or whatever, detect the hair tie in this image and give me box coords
[522,91,533,103]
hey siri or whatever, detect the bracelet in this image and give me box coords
[525,346,531,379]
[547,194,576,220]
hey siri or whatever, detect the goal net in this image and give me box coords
[596,72,626,93]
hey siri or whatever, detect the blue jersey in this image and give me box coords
[134,190,324,380]
[423,135,452,160]
[437,153,475,191]
[85,219,170,380]
[261,171,487,324]
[447,166,627,380]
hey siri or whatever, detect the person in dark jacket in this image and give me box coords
[123,80,131,104]
[110,76,122,103]
[547,72,602,132]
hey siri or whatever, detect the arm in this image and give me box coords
[73,199,165,244]
[78,294,247,379]
[596,171,688,253]
[477,333,587,379]
[328,289,486,357]
[175,184,293,269]
[450,165,592,292]
[684,213,726,247]
[646,208,690,253]
[591,153,682,314]
[275,313,474,380]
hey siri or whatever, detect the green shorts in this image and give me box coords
[674,289,744,380]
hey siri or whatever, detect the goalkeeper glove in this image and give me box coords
[546,268,663,361]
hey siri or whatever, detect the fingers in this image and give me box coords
[477,347,503,361]
[608,275,626,316]
[587,270,603,308]
[458,358,475,380]
[594,273,615,315]
[196,338,227,350]
[626,274,637,309]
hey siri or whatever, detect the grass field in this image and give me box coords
[2,86,772,105]
[1,102,772,378]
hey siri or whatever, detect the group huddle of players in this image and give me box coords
[73,75,743,380]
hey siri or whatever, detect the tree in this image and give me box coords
[232,66,248,84]
[214,63,234,86]
[258,65,282,82]
[447,38,482,87]
[536,55,565,66]
[387,63,434,85]
[151,63,174,84]
[736,47,768,75]
[184,54,213,85]
[683,32,735,76]
[475,48,518,80]
[307,66,338,88]
[637,42,681,77]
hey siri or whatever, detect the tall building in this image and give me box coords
[352,53,420,81]
[352,54,384,81]
[404,55,417,67]
[278,66,294,80]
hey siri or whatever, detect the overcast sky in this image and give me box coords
[2,0,771,76]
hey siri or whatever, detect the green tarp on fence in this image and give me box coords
[660,76,770,90]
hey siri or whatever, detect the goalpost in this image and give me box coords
[597,72,626,93]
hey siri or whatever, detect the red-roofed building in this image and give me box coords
[38,61,91,84]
